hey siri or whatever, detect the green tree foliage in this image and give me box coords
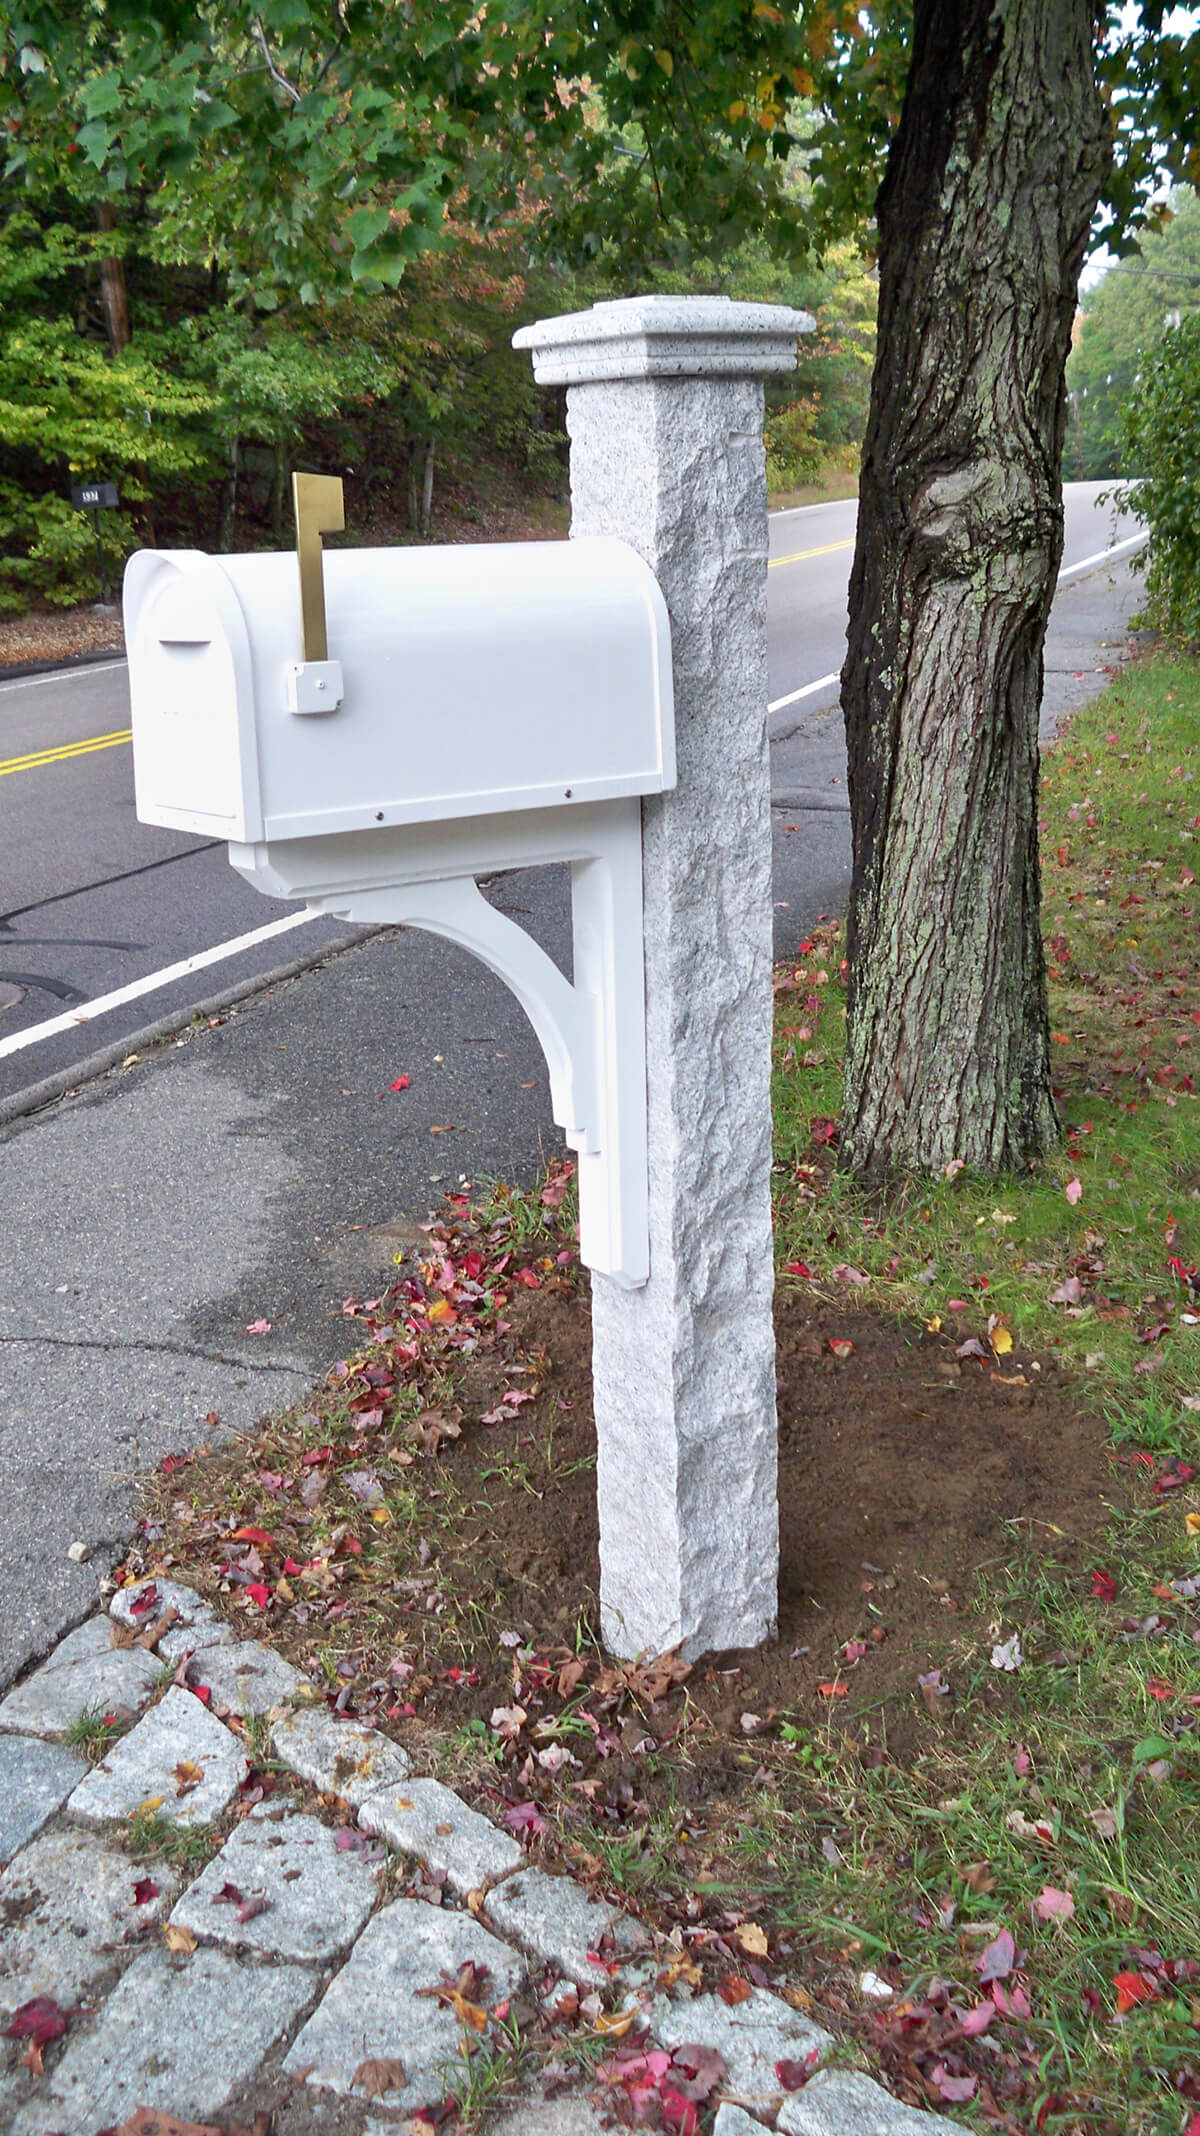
[1115,313,1200,645]
[5,0,1200,1181]
[1066,185,1200,478]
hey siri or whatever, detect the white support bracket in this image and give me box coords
[228,799,650,1287]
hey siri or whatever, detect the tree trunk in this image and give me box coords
[96,201,130,354]
[839,0,1110,1179]
[217,437,240,550]
[419,437,435,537]
[270,440,288,543]
[407,442,420,533]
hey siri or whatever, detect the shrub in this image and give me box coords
[764,395,824,490]
[1115,315,1200,647]
[0,483,138,610]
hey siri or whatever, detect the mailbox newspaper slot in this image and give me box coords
[125,532,675,1289]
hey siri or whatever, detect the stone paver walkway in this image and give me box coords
[0,1580,969,2136]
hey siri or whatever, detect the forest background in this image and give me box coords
[3,1,1194,622]
[0,5,884,614]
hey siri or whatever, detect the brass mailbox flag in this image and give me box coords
[292,471,345,665]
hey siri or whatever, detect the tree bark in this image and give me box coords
[420,436,435,538]
[839,0,1110,1178]
[270,440,288,543]
[96,201,131,353]
[217,436,240,550]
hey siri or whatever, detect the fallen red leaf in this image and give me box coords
[719,1975,753,2006]
[4,1997,68,2045]
[776,2051,822,2089]
[1113,1970,1159,2014]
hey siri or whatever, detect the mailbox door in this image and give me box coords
[125,551,264,840]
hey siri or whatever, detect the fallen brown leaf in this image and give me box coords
[352,2056,408,2098]
[112,2112,222,2136]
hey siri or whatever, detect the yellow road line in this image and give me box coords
[768,537,854,570]
[0,728,132,779]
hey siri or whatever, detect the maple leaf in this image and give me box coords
[5,1997,68,2045]
[353,2056,408,2097]
[977,1928,1017,1981]
[719,1975,753,2006]
[1032,1886,1076,1923]
[931,2065,978,2103]
[776,2048,823,2087]
[1113,1969,1159,2014]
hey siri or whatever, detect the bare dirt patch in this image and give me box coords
[142,1245,1117,1796]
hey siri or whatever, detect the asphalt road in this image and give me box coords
[0,483,1142,1110]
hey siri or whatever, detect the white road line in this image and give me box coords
[0,660,126,696]
[769,670,841,715]
[770,497,858,521]
[1056,531,1145,582]
[0,909,318,1062]
[767,534,1147,715]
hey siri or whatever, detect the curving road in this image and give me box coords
[0,482,1143,1108]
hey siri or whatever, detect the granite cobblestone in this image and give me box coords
[0,1593,968,2136]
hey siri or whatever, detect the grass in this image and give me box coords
[63,1707,128,1763]
[759,649,1200,2134]
[772,655,1200,1433]
[122,1807,219,1873]
[768,469,860,510]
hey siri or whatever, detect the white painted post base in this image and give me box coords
[516,297,813,1659]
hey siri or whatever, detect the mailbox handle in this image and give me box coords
[292,472,345,664]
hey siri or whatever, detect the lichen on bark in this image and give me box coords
[839,0,1111,1180]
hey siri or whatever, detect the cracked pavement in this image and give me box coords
[0,560,1143,1693]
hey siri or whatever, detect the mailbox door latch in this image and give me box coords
[285,658,344,715]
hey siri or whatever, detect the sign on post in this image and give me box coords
[71,479,120,605]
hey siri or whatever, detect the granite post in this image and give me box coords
[514,297,812,1658]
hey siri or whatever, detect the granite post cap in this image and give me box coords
[513,293,815,386]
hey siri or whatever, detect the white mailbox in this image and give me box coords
[126,538,673,843]
[125,505,676,1291]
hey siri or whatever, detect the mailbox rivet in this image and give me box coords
[564,788,573,799]
[375,811,384,822]
[315,679,326,692]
